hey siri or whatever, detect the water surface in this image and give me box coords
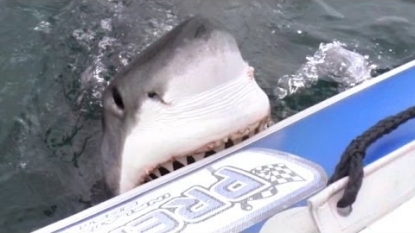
[1,0,415,232]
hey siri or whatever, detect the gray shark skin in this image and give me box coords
[100,16,271,195]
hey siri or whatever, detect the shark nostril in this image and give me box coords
[112,87,124,111]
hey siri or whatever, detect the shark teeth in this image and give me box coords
[146,115,273,182]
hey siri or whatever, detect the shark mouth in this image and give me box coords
[143,115,273,183]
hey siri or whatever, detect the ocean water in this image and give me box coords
[0,0,415,232]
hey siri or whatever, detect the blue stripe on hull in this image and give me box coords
[246,65,415,176]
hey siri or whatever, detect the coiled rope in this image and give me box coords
[327,106,415,208]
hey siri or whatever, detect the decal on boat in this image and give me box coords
[58,149,327,233]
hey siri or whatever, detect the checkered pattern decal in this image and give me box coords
[249,163,305,199]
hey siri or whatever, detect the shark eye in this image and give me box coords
[112,87,124,111]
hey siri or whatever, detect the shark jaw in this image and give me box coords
[145,114,273,182]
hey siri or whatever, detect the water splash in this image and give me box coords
[77,36,117,108]
[100,18,113,31]
[76,7,180,110]
[34,20,51,33]
[72,29,96,50]
[274,41,376,99]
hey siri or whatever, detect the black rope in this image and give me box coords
[327,106,415,208]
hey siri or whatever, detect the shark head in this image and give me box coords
[100,16,271,195]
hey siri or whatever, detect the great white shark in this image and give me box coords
[100,15,272,195]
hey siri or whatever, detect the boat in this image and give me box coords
[33,60,415,233]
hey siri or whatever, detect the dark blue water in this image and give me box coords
[0,0,415,232]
